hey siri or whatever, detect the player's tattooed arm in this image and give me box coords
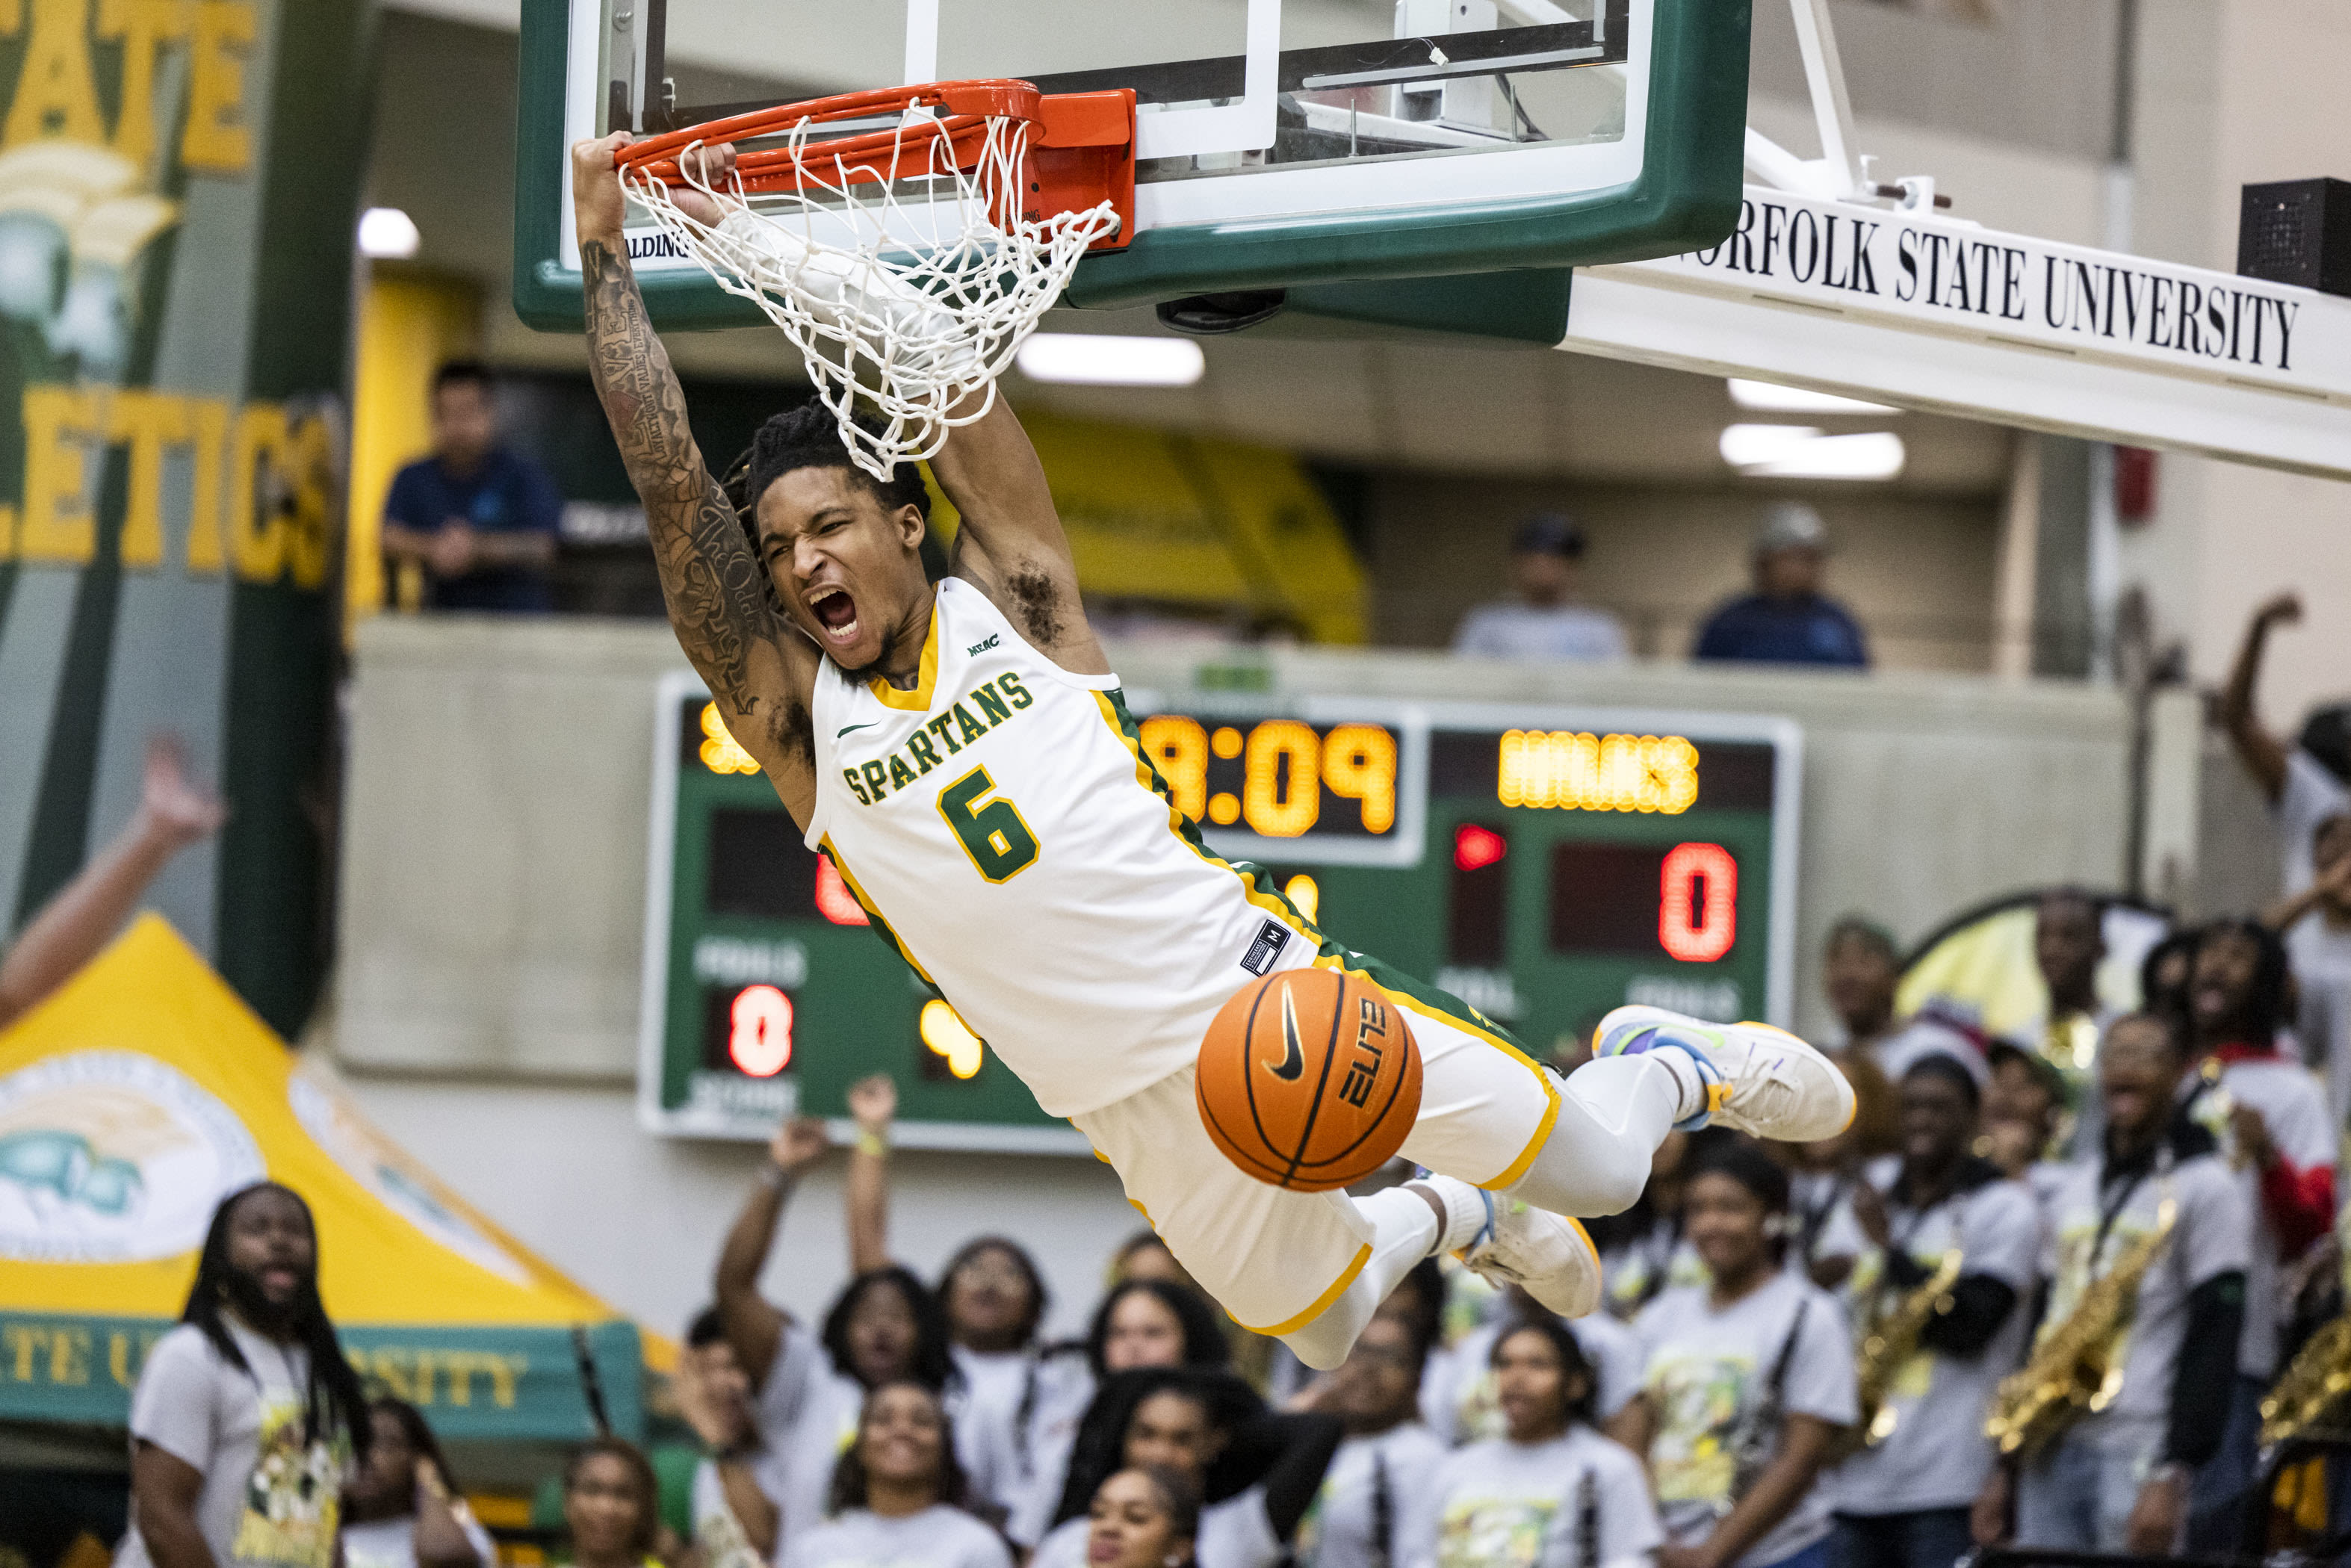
[931,395,1110,678]
[572,135,819,806]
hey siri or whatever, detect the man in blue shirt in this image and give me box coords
[1692,502,1869,667]
[382,362,563,612]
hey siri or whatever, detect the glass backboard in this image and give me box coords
[514,0,1749,330]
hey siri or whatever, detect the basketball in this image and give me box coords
[1195,967,1422,1192]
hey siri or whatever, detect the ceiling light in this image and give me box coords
[1015,333,1204,387]
[1720,424,1906,480]
[1728,378,1900,415]
[357,207,421,259]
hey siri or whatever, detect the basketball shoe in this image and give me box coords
[1593,1005,1854,1142]
[1413,1174,1602,1318]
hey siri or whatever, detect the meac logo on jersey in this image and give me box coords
[840,673,1037,805]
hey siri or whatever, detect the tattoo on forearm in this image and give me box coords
[581,240,808,756]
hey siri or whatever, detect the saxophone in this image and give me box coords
[1985,1193,2178,1460]
[1839,1247,1965,1458]
[2260,1313,2351,1449]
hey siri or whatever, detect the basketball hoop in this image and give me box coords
[614,81,1136,479]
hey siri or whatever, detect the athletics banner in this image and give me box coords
[0,0,371,1035]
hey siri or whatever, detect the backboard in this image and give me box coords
[515,0,1750,331]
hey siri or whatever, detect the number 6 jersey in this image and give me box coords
[806,578,1326,1118]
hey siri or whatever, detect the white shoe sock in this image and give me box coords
[1405,1175,1490,1256]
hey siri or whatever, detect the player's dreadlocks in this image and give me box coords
[182,1183,372,1463]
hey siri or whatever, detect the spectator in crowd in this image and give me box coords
[1818,1055,2036,1568]
[2220,592,2350,896]
[843,1074,1094,1545]
[1290,1315,1447,1568]
[2138,930,2199,1028]
[340,1398,495,1568]
[1989,1012,2249,1555]
[2266,814,2351,1124]
[1421,1318,1662,1568]
[1110,1231,1194,1291]
[1088,1282,1232,1381]
[674,1307,778,1564]
[2022,890,2115,1153]
[1978,1041,2066,1208]
[114,1183,370,1568]
[561,1440,665,1568]
[381,362,563,613]
[1037,1370,1342,1568]
[0,736,223,1031]
[781,1383,1012,1568]
[1613,1143,1856,1568]
[1422,1285,1645,1442]
[713,1115,1008,1548]
[1080,1467,1202,1568]
[1692,504,1868,669]
[1451,512,1629,663]
[2175,920,2334,1548]
[1821,917,1903,1060]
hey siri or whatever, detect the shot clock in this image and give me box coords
[639,672,1800,1147]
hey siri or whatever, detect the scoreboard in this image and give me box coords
[638,672,1800,1148]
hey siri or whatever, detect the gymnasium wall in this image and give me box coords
[0,0,371,1033]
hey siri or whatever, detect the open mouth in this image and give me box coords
[808,586,860,645]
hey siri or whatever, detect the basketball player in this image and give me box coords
[569,133,1853,1369]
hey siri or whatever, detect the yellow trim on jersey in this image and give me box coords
[1241,1242,1375,1337]
[1089,690,1327,943]
[867,598,942,711]
[819,835,938,985]
[1091,688,1562,1189]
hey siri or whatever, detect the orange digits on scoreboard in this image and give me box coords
[1242,720,1321,838]
[1141,715,1209,822]
[1658,842,1738,963]
[1322,724,1397,833]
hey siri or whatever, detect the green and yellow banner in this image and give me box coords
[0,916,643,1440]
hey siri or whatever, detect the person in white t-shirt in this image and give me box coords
[1451,512,1630,665]
[1422,1288,1645,1443]
[713,1115,998,1550]
[1418,1318,1662,1568]
[2175,921,2336,1550]
[1812,1055,2039,1568]
[1082,1467,1204,1568]
[1613,1144,1857,1568]
[115,1183,369,1568]
[1988,1012,2252,1556]
[841,1075,1094,1546]
[1007,1279,1236,1548]
[2221,592,2351,898]
[339,1399,495,1568]
[781,1382,1014,1568]
[1292,1315,1448,1568]
[2267,815,2351,1127]
[1031,1370,1342,1568]
[675,1307,778,1568]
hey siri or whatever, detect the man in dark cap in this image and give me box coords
[1451,511,1629,663]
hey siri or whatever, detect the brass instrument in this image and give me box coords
[1840,1247,1965,1458]
[1985,1193,2178,1460]
[2261,1313,2351,1450]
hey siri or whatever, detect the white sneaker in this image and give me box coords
[1417,1177,1602,1318]
[1593,1005,1855,1143]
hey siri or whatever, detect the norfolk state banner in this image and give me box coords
[0,916,645,1440]
[0,0,370,1034]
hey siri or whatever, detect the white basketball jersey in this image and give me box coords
[806,580,1322,1117]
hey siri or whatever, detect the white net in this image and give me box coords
[622,105,1121,479]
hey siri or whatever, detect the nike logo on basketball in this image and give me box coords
[836,722,879,739]
[1270,985,1306,1082]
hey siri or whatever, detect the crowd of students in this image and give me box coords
[106,595,2351,1568]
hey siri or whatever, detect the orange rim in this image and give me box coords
[615,78,1044,197]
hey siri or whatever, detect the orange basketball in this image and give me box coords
[1195,967,1423,1192]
